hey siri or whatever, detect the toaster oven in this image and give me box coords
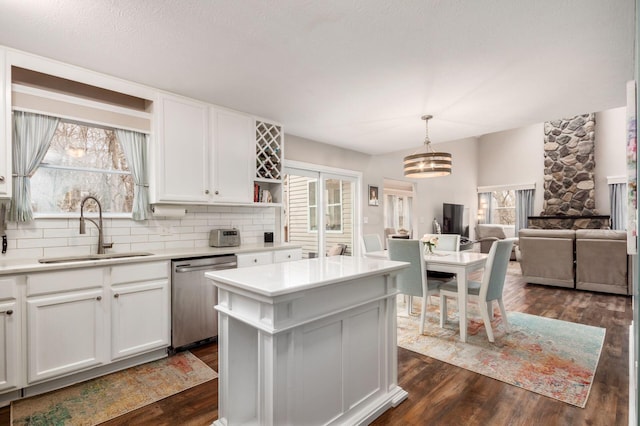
[209,229,241,247]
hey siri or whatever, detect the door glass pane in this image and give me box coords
[323,178,353,257]
[283,173,319,259]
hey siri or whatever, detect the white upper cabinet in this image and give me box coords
[152,92,256,205]
[0,48,10,199]
[210,107,254,203]
[153,93,210,203]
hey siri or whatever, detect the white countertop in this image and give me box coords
[205,256,409,297]
[0,243,300,275]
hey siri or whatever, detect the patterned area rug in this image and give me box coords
[11,351,217,425]
[397,300,605,407]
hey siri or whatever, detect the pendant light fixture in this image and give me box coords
[403,115,452,178]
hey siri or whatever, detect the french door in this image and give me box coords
[283,163,360,259]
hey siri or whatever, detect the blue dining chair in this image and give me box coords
[421,233,460,252]
[439,239,514,342]
[361,234,383,253]
[388,239,447,334]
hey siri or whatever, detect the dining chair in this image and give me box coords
[423,233,460,279]
[422,233,460,252]
[438,239,514,342]
[388,239,446,334]
[361,234,383,253]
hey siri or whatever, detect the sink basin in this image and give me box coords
[38,252,154,264]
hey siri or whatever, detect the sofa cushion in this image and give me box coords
[576,229,626,240]
[518,229,576,239]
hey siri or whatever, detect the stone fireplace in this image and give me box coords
[528,113,610,230]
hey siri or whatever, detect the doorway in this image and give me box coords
[283,162,360,259]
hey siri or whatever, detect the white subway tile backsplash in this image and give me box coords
[165,240,196,249]
[18,237,68,249]
[43,246,91,258]
[130,242,166,252]
[0,207,278,260]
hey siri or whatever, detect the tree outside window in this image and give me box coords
[30,121,134,214]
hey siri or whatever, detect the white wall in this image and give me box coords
[594,107,627,214]
[366,137,479,239]
[477,107,627,216]
[477,123,545,214]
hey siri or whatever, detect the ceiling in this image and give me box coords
[0,0,635,155]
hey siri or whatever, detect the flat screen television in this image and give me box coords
[442,203,464,235]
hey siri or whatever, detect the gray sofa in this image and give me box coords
[518,228,630,295]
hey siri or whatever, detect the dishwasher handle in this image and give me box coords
[175,263,237,273]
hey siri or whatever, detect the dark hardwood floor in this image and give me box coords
[0,262,631,425]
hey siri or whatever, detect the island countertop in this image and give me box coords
[205,255,409,298]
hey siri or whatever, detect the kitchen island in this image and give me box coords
[205,256,409,426]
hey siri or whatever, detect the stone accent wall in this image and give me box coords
[542,113,597,216]
[528,215,610,230]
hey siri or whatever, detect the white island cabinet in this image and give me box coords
[206,256,409,426]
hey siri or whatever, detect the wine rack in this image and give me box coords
[255,121,282,180]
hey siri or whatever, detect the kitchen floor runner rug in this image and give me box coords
[396,301,605,408]
[11,351,217,426]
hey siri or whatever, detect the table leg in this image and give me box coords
[457,267,468,342]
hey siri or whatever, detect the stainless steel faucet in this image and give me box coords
[79,196,113,254]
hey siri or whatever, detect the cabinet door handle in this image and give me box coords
[253,258,258,263]
[287,254,291,259]
[205,189,210,194]
[0,176,4,182]
[114,294,119,298]
[5,310,12,316]
[96,296,102,301]
[215,190,219,195]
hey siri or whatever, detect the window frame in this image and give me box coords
[307,179,345,233]
[30,119,135,218]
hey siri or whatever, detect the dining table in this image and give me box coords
[364,249,489,342]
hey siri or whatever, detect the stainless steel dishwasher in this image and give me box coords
[171,255,237,351]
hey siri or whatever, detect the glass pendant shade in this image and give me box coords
[403,115,452,178]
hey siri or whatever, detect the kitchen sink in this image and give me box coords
[38,251,154,264]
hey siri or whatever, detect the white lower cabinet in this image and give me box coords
[237,251,274,268]
[22,260,170,387]
[0,278,20,393]
[111,279,169,360]
[273,248,303,263]
[237,248,303,268]
[26,288,106,383]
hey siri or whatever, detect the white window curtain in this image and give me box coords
[477,192,493,224]
[609,182,627,230]
[9,111,60,222]
[385,194,412,233]
[115,129,150,220]
[515,189,534,234]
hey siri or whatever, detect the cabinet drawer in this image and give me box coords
[0,278,18,299]
[274,249,302,263]
[111,261,169,285]
[237,252,273,268]
[27,268,104,296]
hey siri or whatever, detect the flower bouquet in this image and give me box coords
[421,235,439,255]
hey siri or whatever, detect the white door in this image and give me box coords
[210,107,253,203]
[0,300,19,392]
[284,165,358,258]
[27,289,106,383]
[155,94,209,203]
[111,280,169,360]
